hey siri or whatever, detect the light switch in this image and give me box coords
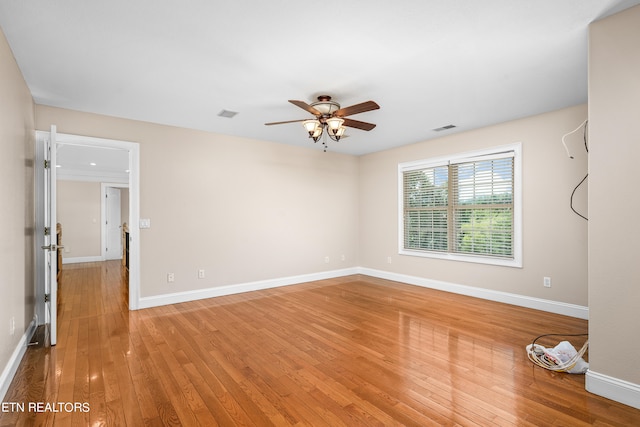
[139,218,151,229]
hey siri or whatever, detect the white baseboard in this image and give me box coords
[586,370,640,410]
[357,267,589,319]
[138,267,359,309]
[138,266,589,316]
[0,316,37,402]
[62,256,104,264]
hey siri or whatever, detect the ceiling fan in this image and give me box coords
[265,95,380,151]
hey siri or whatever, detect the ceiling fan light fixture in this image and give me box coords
[311,126,323,142]
[310,96,340,115]
[326,117,344,132]
[266,95,379,151]
[329,125,346,142]
[303,119,320,136]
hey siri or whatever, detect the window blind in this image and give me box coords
[451,155,514,258]
[402,151,515,259]
[403,166,448,252]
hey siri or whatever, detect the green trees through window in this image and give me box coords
[402,151,515,261]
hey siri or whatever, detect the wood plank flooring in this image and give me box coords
[2,261,640,426]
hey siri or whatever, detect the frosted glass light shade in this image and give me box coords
[303,119,320,134]
[326,117,344,131]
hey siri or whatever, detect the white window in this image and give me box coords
[398,143,522,267]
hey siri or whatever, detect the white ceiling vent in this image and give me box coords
[218,109,238,118]
[433,124,456,132]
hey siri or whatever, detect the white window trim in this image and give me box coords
[398,142,522,268]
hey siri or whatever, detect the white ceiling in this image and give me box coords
[55,143,130,183]
[2,0,639,156]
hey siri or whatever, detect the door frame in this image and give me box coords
[101,183,128,261]
[35,131,141,312]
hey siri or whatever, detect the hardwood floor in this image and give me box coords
[2,261,639,426]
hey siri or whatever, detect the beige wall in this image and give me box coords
[37,104,591,306]
[360,104,589,305]
[0,28,35,384]
[36,105,360,297]
[57,181,102,259]
[588,5,640,387]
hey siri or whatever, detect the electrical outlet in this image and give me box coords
[341,254,346,262]
[167,273,175,283]
[387,256,392,264]
[543,277,551,288]
[198,269,205,279]
[324,256,330,263]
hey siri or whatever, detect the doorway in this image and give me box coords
[35,131,141,341]
[102,184,129,261]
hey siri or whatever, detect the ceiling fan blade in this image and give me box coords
[334,101,380,117]
[265,119,308,126]
[289,100,322,116]
[343,118,377,131]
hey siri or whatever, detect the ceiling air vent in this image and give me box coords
[217,109,238,118]
[433,124,456,132]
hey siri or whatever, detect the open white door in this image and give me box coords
[105,187,122,260]
[42,125,59,346]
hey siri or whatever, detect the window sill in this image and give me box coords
[399,248,522,268]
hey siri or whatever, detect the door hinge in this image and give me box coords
[44,227,50,236]
[44,159,50,169]
[44,294,50,303]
